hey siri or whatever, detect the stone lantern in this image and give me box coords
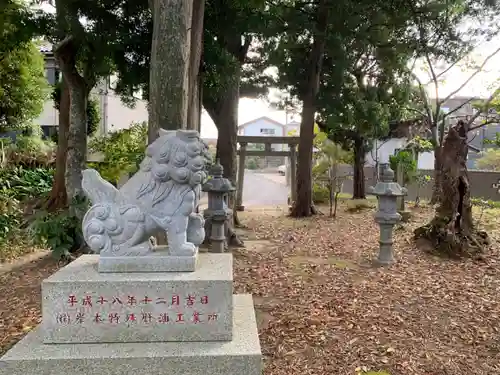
[367,163,407,265]
[202,161,235,253]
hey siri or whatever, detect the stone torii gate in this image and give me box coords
[235,135,299,210]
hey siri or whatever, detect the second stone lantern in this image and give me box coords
[202,161,235,253]
[367,163,407,265]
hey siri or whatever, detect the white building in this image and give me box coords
[237,116,299,151]
[365,138,435,170]
[37,44,148,138]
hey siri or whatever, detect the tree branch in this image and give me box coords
[442,97,476,119]
[439,46,500,105]
[238,36,252,63]
[411,72,433,125]
[466,90,500,131]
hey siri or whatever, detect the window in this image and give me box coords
[260,128,275,135]
[41,125,58,141]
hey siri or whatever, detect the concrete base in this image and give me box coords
[0,295,262,375]
[42,254,233,343]
[99,251,197,273]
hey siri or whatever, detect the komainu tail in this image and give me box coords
[82,169,120,204]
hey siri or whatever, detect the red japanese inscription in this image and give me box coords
[175,313,184,323]
[208,313,218,321]
[141,312,153,323]
[200,295,209,304]
[56,313,71,324]
[156,297,167,304]
[93,313,103,323]
[97,296,108,305]
[126,313,136,322]
[75,312,85,323]
[141,296,152,304]
[171,295,180,305]
[158,313,170,323]
[127,296,137,305]
[186,295,195,307]
[192,311,202,323]
[108,313,120,324]
[67,295,78,307]
[112,297,123,305]
[82,295,93,307]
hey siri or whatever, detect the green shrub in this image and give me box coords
[3,135,55,167]
[312,183,329,204]
[0,166,54,258]
[0,166,53,200]
[246,158,258,170]
[389,150,416,184]
[471,197,500,209]
[0,195,22,246]
[345,198,375,212]
[88,122,147,184]
[28,197,88,259]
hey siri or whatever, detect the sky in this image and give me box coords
[201,38,500,138]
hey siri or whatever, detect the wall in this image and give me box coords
[366,138,406,165]
[336,166,500,201]
[240,118,285,136]
[106,93,148,132]
[285,123,300,135]
[33,100,58,127]
[365,138,435,170]
[417,151,435,170]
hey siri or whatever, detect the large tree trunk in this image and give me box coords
[292,99,315,216]
[415,120,489,258]
[352,137,366,199]
[65,76,87,201]
[186,0,204,132]
[148,0,193,142]
[290,0,329,217]
[430,146,442,204]
[55,37,88,202]
[205,77,244,246]
[203,31,250,233]
[46,75,69,212]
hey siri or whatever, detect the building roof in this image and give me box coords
[238,116,285,129]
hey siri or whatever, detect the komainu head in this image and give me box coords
[141,129,210,188]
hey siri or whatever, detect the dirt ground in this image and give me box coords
[1,203,500,375]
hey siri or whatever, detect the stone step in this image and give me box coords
[41,253,233,343]
[0,294,261,375]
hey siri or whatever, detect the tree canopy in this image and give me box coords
[0,38,48,130]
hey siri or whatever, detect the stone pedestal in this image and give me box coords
[1,129,261,374]
[0,295,260,375]
[0,254,262,375]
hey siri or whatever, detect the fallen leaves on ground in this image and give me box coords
[0,256,59,354]
[1,204,500,375]
[234,204,500,375]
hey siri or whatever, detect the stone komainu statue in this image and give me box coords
[81,129,210,257]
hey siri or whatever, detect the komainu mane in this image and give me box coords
[81,129,210,256]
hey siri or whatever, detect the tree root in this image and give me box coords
[414,217,489,259]
[227,226,245,247]
[289,200,318,217]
